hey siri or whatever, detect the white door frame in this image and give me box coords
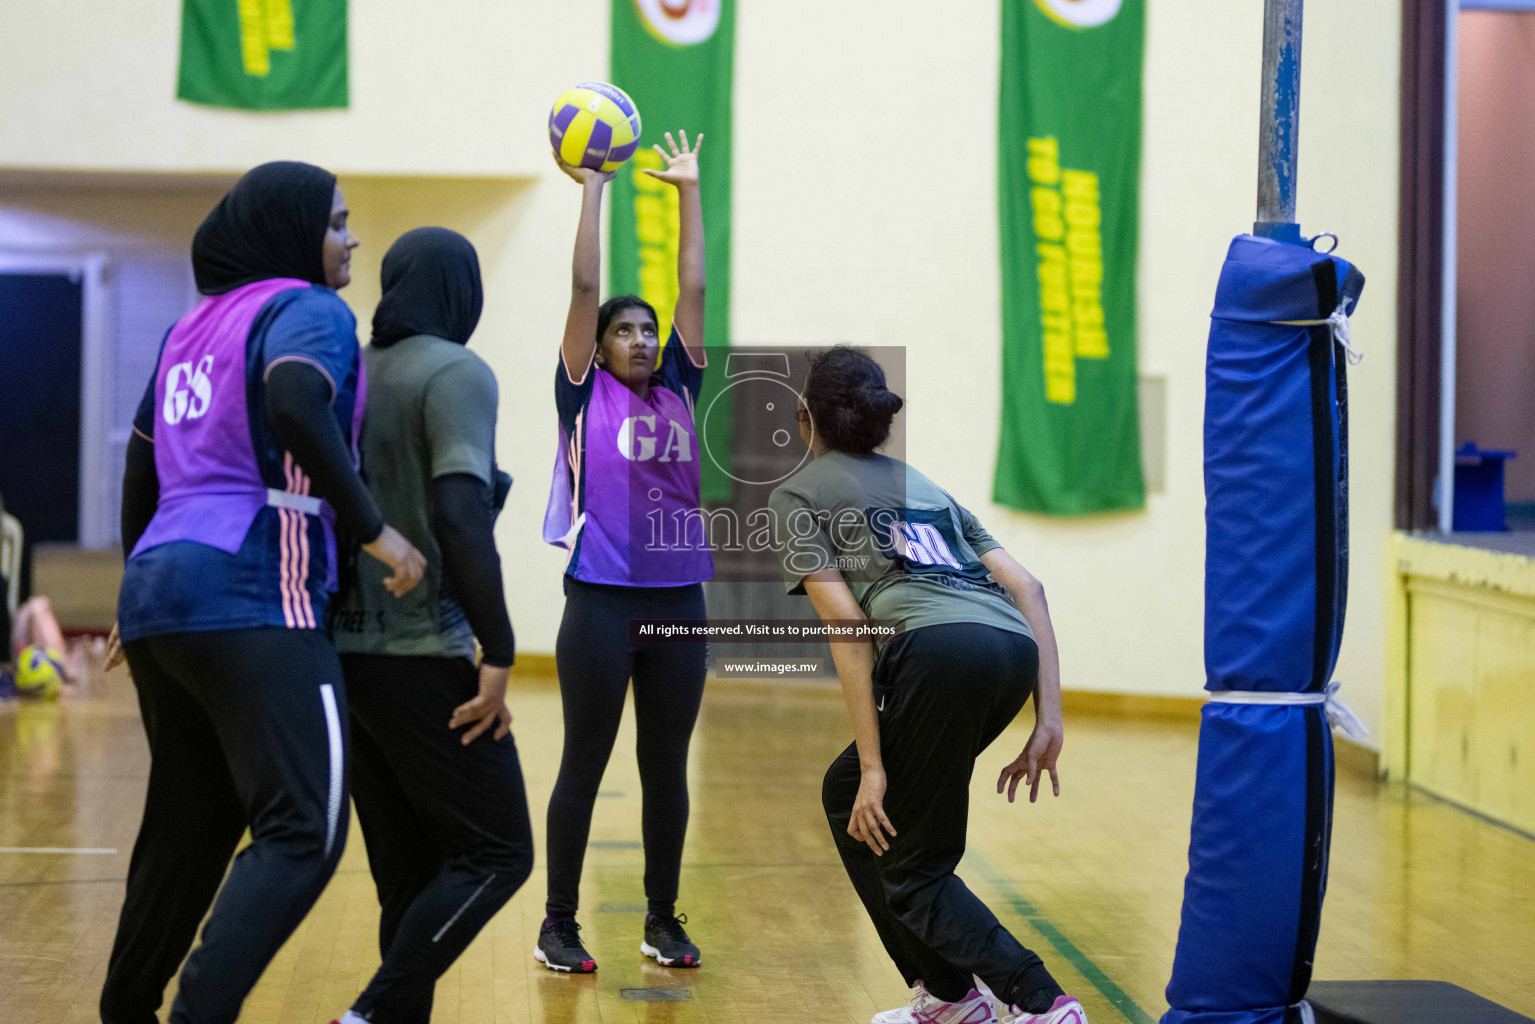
[1443,0,1535,531]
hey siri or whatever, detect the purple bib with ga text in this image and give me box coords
[545,365,714,586]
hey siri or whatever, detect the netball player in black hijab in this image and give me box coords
[102,161,425,1024]
[330,227,530,1024]
[190,159,338,292]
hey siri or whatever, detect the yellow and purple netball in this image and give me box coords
[16,645,64,700]
[548,82,642,173]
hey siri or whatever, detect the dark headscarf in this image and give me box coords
[371,227,484,347]
[191,161,338,295]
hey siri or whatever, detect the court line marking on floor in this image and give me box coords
[0,847,117,854]
[967,850,1155,1024]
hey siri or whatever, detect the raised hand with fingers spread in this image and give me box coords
[643,130,704,188]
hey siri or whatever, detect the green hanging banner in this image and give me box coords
[994,0,1144,516]
[177,0,348,110]
[610,0,734,502]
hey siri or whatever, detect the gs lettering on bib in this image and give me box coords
[162,355,215,425]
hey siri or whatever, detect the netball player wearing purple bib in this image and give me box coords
[100,162,426,1024]
[535,132,712,973]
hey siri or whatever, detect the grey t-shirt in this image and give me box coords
[768,451,1032,645]
[332,334,498,660]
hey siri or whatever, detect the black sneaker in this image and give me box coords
[641,912,701,968]
[534,917,597,973]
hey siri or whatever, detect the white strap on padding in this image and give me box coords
[1208,680,1370,741]
[1276,301,1363,365]
[267,488,324,515]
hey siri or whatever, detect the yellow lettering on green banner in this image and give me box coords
[1037,243,1075,404]
[1026,137,1062,186]
[239,0,295,77]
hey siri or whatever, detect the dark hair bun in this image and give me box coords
[803,346,904,455]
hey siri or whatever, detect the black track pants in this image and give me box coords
[342,654,533,1024]
[545,577,706,919]
[101,628,349,1024]
[822,623,1063,1009]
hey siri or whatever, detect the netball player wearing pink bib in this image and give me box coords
[535,132,712,973]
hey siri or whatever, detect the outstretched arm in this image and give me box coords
[981,547,1064,803]
[645,131,706,364]
[557,155,615,380]
[803,568,896,857]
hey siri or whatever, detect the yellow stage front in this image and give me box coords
[1385,532,1535,836]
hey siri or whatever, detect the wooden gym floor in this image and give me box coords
[2,667,1534,1023]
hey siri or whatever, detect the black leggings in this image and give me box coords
[546,576,707,919]
[343,654,534,1024]
[823,623,1063,1011]
[102,628,349,1024]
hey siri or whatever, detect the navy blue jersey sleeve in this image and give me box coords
[555,349,596,435]
[132,374,156,442]
[655,325,705,404]
[131,326,174,442]
[257,287,359,402]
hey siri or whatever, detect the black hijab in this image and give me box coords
[191,161,337,296]
[371,227,484,347]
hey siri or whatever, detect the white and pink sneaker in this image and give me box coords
[878,984,997,1024]
[1001,995,1088,1024]
[871,982,927,1024]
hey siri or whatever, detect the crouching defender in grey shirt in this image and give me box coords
[769,345,1088,1024]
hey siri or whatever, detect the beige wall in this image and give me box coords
[1456,11,1535,503]
[0,1,601,177]
[0,1,1403,739]
[0,177,230,257]
[732,1,1400,738]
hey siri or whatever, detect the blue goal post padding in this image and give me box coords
[1163,236,1365,1024]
